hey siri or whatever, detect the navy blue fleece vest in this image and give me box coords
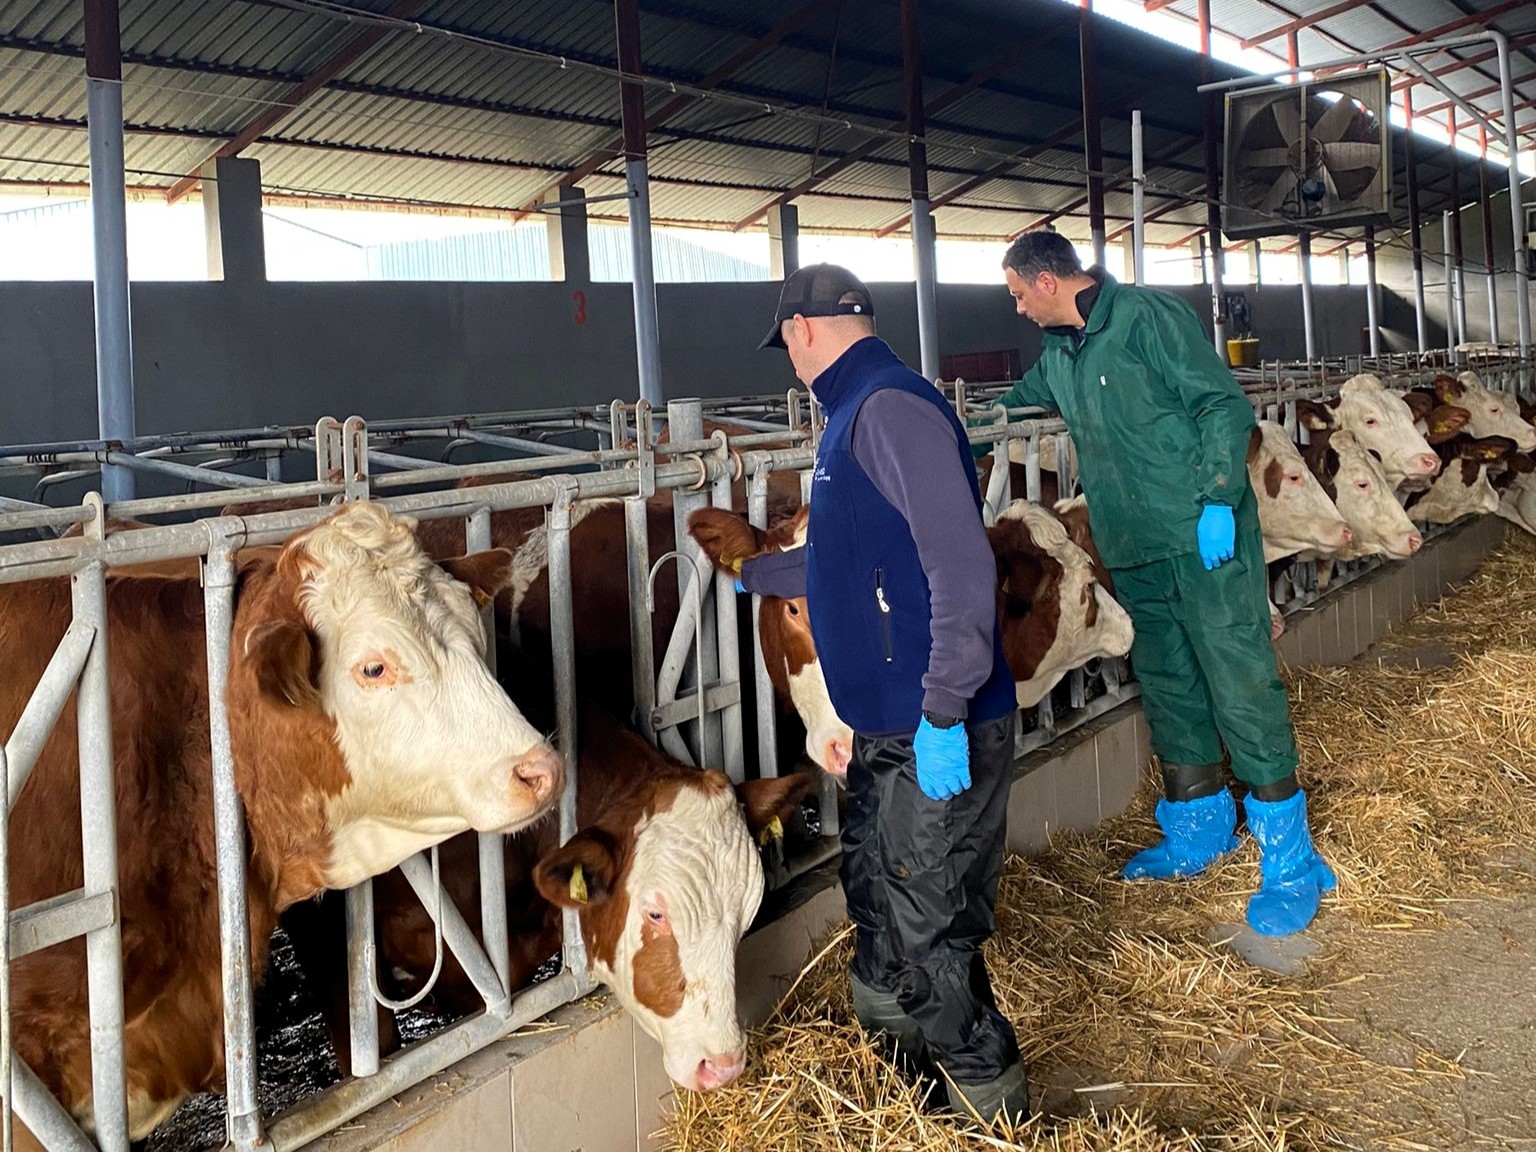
[806,338,1016,736]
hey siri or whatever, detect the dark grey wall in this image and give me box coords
[0,276,1370,446]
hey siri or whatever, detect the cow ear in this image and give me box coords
[1433,372,1464,402]
[1246,425,1263,465]
[245,620,322,709]
[1463,436,1516,461]
[735,773,814,842]
[688,508,765,573]
[534,829,622,909]
[1425,405,1471,444]
[440,549,515,607]
[1402,391,1435,422]
[1296,401,1334,432]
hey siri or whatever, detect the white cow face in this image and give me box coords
[1319,374,1440,489]
[998,499,1134,709]
[1309,431,1422,560]
[242,502,564,889]
[1408,436,1519,526]
[536,772,811,1092]
[1436,373,1536,452]
[1247,421,1351,561]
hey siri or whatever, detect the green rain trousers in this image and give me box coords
[1111,509,1298,787]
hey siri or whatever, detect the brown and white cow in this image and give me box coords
[1494,452,1536,536]
[1405,434,1521,526]
[688,500,1133,718]
[1297,374,1441,489]
[291,685,812,1094]
[4,502,561,1144]
[1299,427,1423,562]
[1429,372,1536,452]
[1246,421,1352,562]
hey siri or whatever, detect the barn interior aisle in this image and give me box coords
[665,534,1536,1152]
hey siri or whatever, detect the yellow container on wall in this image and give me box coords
[1226,337,1259,367]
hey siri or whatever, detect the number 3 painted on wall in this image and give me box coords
[572,290,587,326]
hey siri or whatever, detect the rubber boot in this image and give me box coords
[1122,787,1239,880]
[1244,789,1336,936]
[945,1062,1031,1125]
[850,972,931,1074]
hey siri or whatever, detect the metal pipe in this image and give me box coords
[614,0,662,406]
[1195,32,1496,92]
[625,496,659,746]
[1479,141,1500,344]
[4,619,95,808]
[85,0,135,504]
[1444,212,1457,356]
[1131,110,1145,286]
[466,508,511,1002]
[910,201,941,381]
[1080,5,1107,266]
[666,400,722,770]
[70,545,129,1152]
[201,532,263,1152]
[745,469,780,780]
[1405,112,1429,352]
[345,882,381,1078]
[900,0,941,382]
[1365,225,1381,357]
[103,450,269,490]
[709,453,745,783]
[397,853,508,1010]
[11,1059,96,1152]
[452,429,584,459]
[1490,31,1531,353]
[1447,116,1468,348]
[1299,232,1316,361]
[545,481,587,977]
[261,970,593,1152]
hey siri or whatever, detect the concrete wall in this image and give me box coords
[0,277,1370,447]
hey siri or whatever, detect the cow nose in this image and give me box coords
[1405,532,1423,555]
[694,1051,746,1091]
[1418,453,1441,475]
[824,739,852,779]
[512,744,564,808]
[1337,524,1353,546]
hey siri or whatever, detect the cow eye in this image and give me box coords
[1490,407,1502,416]
[361,662,386,680]
[1364,418,1379,428]
[786,602,800,616]
[1355,479,1371,491]
[646,908,665,923]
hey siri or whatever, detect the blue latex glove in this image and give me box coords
[734,577,746,595]
[913,717,971,801]
[1196,504,1236,571]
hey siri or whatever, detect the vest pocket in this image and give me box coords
[874,568,893,663]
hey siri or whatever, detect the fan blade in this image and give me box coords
[1261,168,1300,213]
[1312,94,1359,143]
[1322,166,1340,203]
[1271,96,1301,142]
[1322,141,1380,170]
[1243,148,1294,168]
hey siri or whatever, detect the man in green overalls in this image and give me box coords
[993,231,1334,937]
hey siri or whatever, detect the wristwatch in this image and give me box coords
[921,710,963,730]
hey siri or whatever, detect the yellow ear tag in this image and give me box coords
[758,815,784,847]
[569,863,589,905]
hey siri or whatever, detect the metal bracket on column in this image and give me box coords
[611,399,655,497]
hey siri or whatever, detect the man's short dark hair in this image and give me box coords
[1002,230,1083,280]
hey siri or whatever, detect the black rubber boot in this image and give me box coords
[945,1062,1032,1125]
[850,972,932,1075]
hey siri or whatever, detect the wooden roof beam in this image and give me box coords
[1241,0,1379,52]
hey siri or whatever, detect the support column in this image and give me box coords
[1130,108,1145,285]
[900,0,940,381]
[1253,240,1262,285]
[1405,95,1428,352]
[1198,0,1226,361]
[1299,231,1316,360]
[201,156,266,283]
[1448,111,1467,346]
[545,183,591,284]
[1365,225,1381,357]
[1478,129,1499,344]
[615,0,663,405]
[1444,211,1457,355]
[1080,4,1106,266]
[85,0,135,503]
[767,203,799,280]
[1493,31,1531,352]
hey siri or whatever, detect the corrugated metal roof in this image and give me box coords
[0,0,1526,250]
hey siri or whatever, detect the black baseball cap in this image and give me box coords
[759,263,875,350]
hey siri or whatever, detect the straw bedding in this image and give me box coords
[662,532,1536,1151]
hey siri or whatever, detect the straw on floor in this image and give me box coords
[663,531,1536,1152]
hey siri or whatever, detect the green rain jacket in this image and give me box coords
[992,273,1257,570]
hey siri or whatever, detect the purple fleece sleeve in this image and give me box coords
[852,390,999,720]
[738,546,807,599]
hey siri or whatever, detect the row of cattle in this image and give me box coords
[8,368,1532,1147]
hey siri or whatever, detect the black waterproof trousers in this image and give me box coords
[840,710,1021,1085]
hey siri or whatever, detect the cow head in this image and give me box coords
[231,502,564,895]
[1246,421,1351,561]
[1302,430,1421,560]
[996,499,1134,709]
[1302,374,1440,489]
[1432,372,1536,452]
[1407,435,1519,526]
[534,770,813,1091]
[688,507,854,779]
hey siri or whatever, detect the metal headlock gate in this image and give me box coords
[2,347,1532,1150]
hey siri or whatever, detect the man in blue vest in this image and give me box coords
[736,264,1029,1123]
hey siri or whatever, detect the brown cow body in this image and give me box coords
[4,504,560,1144]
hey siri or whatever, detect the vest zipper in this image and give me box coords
[874,568,893,663]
